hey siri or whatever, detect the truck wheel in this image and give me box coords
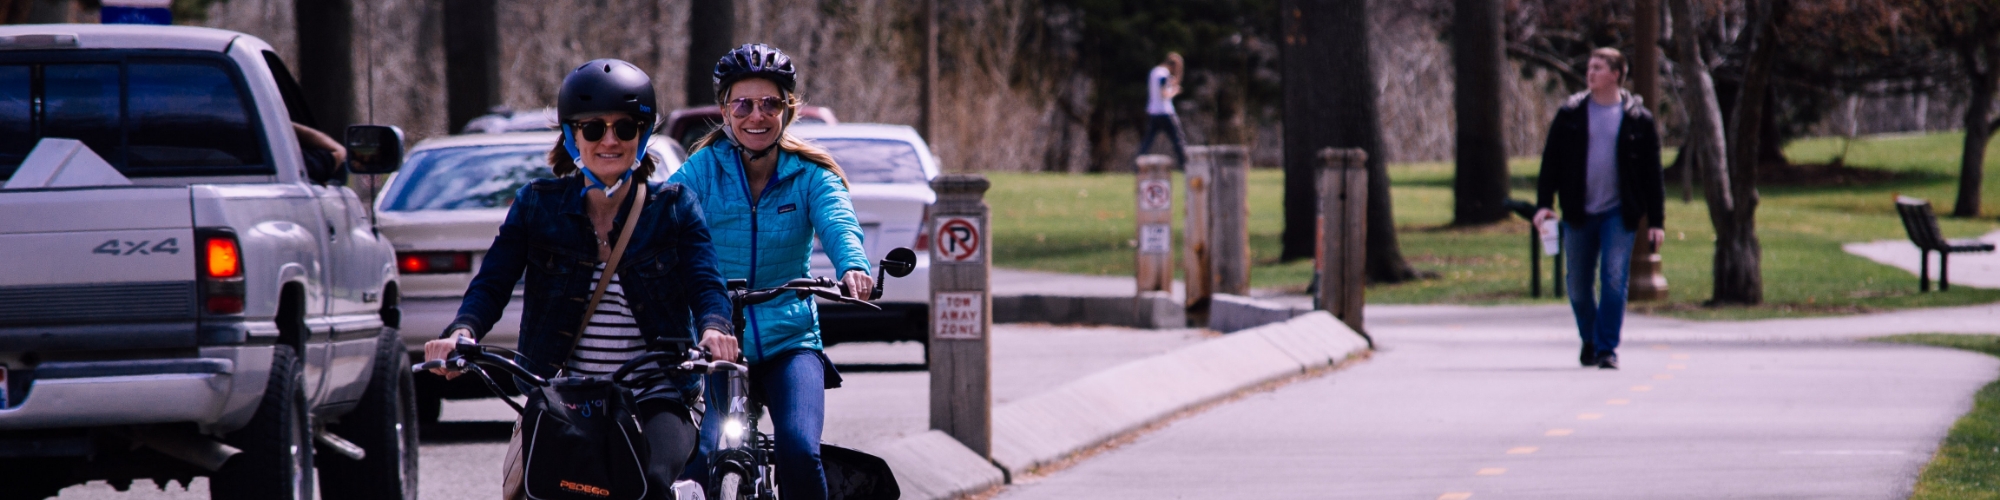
[320,327,420,500]
[212,344,315,500]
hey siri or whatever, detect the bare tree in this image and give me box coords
[1912,0,2000,217]
[686,0,734,106]
[1284,0,1420,280]
[1451,0,1511,226]
[295,0,354,135]
[443,0,498,133]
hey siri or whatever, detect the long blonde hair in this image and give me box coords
[689,84,848,187]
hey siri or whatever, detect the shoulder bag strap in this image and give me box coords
[564,185,649,361]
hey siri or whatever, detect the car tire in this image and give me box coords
[211,344,315,500]
[319,327,421,500]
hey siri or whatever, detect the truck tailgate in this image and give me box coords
[0,187,197,335]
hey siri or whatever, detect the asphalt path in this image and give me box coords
[48,323,1210,499]
[997,305,2000,500]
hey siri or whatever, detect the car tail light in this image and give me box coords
[914,205,932,252]
[198,229,246,315]
[398,251,473,274]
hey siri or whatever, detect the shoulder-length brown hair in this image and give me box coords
[688,83,848,187]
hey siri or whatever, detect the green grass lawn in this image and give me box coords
[1870,334,2000,499]
[988,131,2000,320]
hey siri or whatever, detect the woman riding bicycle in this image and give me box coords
[672,43,872,500]
[422,58,735,497]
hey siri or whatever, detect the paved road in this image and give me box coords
[48,323,1210,499]
[997,305,2000,500]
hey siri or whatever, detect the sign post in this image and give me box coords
[1136,154,1174,294]
[1317,148,1368,334]
[929,174,991,456]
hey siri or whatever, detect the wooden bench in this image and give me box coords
[1894,195,1995,291]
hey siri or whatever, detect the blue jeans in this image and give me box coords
[686,349,827,500]
[1137,113,1187,166]
[1563,207,1635,356]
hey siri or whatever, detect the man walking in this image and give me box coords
[1533,47,1666,370]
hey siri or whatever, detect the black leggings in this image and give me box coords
[637,398,698,499]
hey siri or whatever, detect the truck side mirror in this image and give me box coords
[344,125,404,175]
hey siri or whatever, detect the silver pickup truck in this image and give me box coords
[0,25,416,500]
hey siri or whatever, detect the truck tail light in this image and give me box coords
[914,205,932,252]
[398,251,472,274]
[197,229,246,315]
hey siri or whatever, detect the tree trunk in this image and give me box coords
[1714,0,1778,305]
[1279,0,1317,261]
[1633,0,1661,114]
[1332,0,1417,282]
[1954,39,1998,217]
[443,0,498,134]
[686,0,734,106]
[1450,0,1510,226]
[295,0,355,136]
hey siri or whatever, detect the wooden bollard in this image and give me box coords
[1183,147,1214,320]
[928,174,991,456]
[1209,146,1251,296]
[1316,148,1368,334]
[1135,154,1174,294]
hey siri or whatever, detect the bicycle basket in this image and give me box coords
[522,375,650,500]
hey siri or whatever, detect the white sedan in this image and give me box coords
[787,124,938,347]
[372,132,680,420]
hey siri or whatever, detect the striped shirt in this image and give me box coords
[566,264,646,377]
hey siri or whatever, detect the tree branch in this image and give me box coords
[1505,43,1584,89]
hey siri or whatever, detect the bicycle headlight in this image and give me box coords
[723,419,746,439]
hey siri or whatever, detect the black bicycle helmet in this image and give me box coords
[559,58,657,123]
[712,43,797,100]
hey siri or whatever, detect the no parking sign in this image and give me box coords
[933,216,981,262]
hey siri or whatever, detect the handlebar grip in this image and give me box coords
[411,359,445,373]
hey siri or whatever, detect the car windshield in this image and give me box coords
[383,144,552,211]
[812,138,926,184]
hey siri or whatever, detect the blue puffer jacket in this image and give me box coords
[670,139,870,364]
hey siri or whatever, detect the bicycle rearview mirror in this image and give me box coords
[880,247,916,278]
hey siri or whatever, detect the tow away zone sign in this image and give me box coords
[933,291,984,340]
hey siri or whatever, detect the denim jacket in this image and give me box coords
[446,175,734,383]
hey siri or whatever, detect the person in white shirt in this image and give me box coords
[1137,52,1187,166]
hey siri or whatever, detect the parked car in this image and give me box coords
[664,104,837,151]
[784,123,937,347]
[0,24,416,499]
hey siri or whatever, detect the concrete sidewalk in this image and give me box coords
[1844,229,2000,289]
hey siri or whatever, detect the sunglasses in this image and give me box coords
[571,118,646,142]
[727,96,790,119]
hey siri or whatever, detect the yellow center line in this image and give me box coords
[1477,468,1507,476]
[1667,364,1687,370]
[1671,353,1691,360]
[1607,399,1630,405]
[1546,428,1575,436]
[1578,413,1604,420]
[1653,374,1675,380]
[1439,493,1473,500]
[1507,446,1539,454]
[1631,385,1653,392]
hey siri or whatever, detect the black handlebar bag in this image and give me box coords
[521,375,650,500]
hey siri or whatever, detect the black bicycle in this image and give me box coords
[706,247,915,500]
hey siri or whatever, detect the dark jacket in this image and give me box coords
[447,174,734,381]
[1536,90,1665,231]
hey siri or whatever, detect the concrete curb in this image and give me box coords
[1207,293,1314,332]
[873,430,1007,500]
[988,310,1369,477]
[993,292,1185,329]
